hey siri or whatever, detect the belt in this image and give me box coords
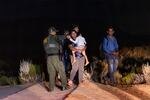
[47,53,59,56]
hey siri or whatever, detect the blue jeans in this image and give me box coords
[105,54,118,83]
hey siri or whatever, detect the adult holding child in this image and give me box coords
[67,30,87,87]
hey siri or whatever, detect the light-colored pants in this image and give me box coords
[105,54,118,83]
[70,56,85,83]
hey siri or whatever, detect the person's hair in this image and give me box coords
[70,30,77,34]
[106,26,114,31]
[72,25,79,29]
[70,30,80,36]
[48,27,57,33]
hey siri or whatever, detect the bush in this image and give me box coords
[0,76,18,86]
[118,46,150,85]
[29,64,36,80]
[19,60,41,83]
[0,76,9,85]
[122,73,136,85]
[142,63,150,83]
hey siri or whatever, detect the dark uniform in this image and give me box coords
[43,34,67,91]
[62,38,71,74]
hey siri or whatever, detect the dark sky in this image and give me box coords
[1,0,150,33]
[0,0,150,64]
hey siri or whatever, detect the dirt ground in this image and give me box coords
[66,80,150,100]
[1,80,150,100]
[2,83,76,100]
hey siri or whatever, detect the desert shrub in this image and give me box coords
[34,64,41,76]
[0,76,9,85]
[29,64,36,80]
[0,76,18,86]
[142,63,150,83]
[122,73,136,85]
[124,46,150,59]
[7,77,19,85]
[19,60,41,83]
[133,74,145,84]
[121,72,145,85]
[117,46,150,85]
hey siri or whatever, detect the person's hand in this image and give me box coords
[112,51,119,56]
[66,35,71,39]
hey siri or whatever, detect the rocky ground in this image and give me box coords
[1,80,150,100]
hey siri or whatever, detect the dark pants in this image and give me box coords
[70,56,85,84]
[47,55,67,91]
[63,51,70,73]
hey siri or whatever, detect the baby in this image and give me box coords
[67,34,89,66]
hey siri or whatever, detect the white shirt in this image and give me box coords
[70,35,86,47]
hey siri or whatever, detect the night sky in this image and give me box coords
[0,0,150,65]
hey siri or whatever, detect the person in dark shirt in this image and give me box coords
[62,30,71,74]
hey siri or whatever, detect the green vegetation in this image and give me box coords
[93,46,150,85]
[122,73,136,85]
[19,60,41,84]
[0,76,19,86]
[0,59,41,86]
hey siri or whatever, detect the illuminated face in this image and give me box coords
[50,31,56,35]
[107,28,114,36]
[71,31,77,39]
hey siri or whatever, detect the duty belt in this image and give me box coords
[47,53,59,56]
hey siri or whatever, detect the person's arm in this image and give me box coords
[103,38,112,54]
[69,45,86,52]
[66,35,78,44]
[114,37,119,51]
[112,37,119,56]
[68,44,78,51]
[69,37,78,44]
[80,45,87,52]
[43,37,49,49]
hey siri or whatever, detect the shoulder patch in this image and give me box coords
[43,37,48,44]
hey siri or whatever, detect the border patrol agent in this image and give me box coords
[43,27,67,91]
